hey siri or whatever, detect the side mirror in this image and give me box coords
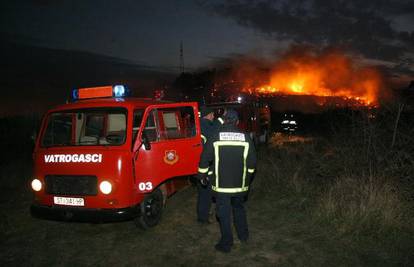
[141,131,151,150]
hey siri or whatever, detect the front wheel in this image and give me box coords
[135,189,164,229]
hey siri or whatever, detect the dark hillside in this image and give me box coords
[0,38,175,116]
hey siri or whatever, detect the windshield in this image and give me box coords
[41,108,127,147]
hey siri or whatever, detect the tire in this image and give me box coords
[135,189,164,229]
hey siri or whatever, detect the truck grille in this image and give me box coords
[45,175,98,196]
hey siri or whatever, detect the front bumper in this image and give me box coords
[30,203,140,223]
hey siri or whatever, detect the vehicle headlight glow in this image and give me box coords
[99,180,113,195]
[31,179,42,192]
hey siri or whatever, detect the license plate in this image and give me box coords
[53,196,85,206]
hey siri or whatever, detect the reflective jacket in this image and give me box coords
[200,118,215,146]
[200,117,224,146]
[214,117,225,128]
[198,124,257,195]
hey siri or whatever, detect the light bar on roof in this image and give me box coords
[113,85,126,97]
[72,85,129,100]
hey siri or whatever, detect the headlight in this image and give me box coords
[99,181,112,195]
[31,179,42,192]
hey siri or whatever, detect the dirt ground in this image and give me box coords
[0,186,254,265]
[1,183,283,266]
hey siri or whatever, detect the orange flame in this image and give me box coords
[251,49,381,105]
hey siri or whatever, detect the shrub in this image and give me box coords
[254,103,414,238]
[316,175,409,237]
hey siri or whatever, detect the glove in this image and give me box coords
[201,176,210,186]
[197,173,209,186]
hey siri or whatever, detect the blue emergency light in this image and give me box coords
[72,85,130,100]
[72,88,79,100]
[113,85,126,97]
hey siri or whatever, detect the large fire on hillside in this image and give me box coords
[223,47,383,107]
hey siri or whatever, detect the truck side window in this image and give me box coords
[162,111,180,139]
[143,110,158,142]
[132,109,144,143]
[158,106,196,140]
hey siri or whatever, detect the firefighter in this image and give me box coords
[198,109,257,253]
[196,106,216,224]
[199,106,215,146]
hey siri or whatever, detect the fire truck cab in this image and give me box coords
[30,85,202,228]
[207,98,271,146]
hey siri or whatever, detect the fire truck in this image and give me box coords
[30,85,202,228]
[207,97,271,146]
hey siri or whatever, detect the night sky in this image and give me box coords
[1,0,414,115]
[1,0,278,71]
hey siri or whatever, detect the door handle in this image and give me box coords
[193,143,201,147]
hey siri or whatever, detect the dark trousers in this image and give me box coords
[197,182,212,222]
[215,193,249,248]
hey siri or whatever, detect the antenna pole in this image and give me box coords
[180,41,185,73]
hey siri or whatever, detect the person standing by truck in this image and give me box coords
[197,109,257,253]
[196,106,216,224]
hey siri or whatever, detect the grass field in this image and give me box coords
[1,133,413,266]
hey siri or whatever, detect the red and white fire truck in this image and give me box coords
[30,85,202,228]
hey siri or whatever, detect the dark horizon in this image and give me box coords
[0,37,178,116]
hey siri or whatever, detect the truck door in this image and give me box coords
[132,103,202,193]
